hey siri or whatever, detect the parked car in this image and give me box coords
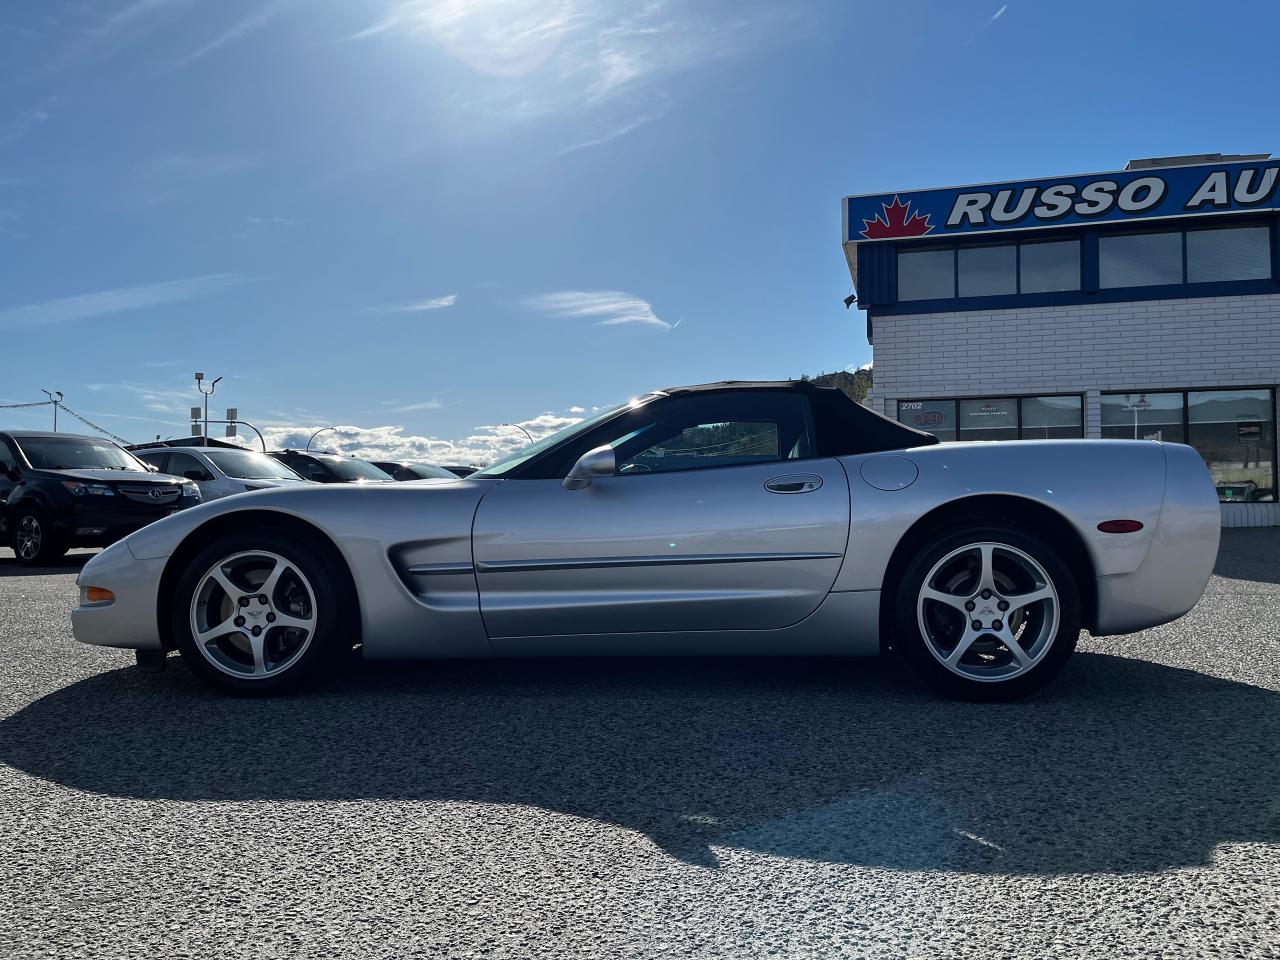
[371,460,458,481]
[0,430,199,565]
[134,446,312,501]
[267,451,395,484]
[72,380,1220,700]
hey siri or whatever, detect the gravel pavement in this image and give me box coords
[1,535,1278,959]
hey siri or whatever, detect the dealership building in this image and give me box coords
[843,153,1280,527]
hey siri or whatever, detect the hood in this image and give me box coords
[40,468,180,485]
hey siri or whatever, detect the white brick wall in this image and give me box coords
[869,292,1280,524]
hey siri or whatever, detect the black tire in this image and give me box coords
[892,522,1081,702]
[170,529,355,695]
[9,505,67,566]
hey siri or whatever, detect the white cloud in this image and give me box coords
[84,381,198,417]
[172,0,294,69]
[556,108,664,155]
[389,399,446,412]
[0,100,55,146]
[0,274,245,328]
[239,408,586,466]
[524,289,669,330]
[352,1,776,124]
[369,294,459,313]
[986,4,1008,26]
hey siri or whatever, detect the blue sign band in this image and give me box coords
[844,160,1280,244]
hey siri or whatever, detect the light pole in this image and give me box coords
[40,389,63,431]
[306,427,337,452]
[503,422,535,444]
[194,373,222,447]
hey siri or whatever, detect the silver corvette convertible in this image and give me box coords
[72,381,1221,700]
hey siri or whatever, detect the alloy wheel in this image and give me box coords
[188,550,318,679]
[916,541,1059,682]
[16,515,42,561]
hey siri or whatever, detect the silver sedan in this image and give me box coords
[71,381,1221,700]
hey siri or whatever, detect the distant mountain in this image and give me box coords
[801,367,872,402]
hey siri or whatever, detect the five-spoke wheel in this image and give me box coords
[172,529,351,694]
[894,523,1080,700]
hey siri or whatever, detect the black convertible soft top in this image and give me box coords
[660,380,939,457]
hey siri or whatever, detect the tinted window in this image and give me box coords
[1020,396,1083,439]
[167,452,214,481]
[204,449,301,480]
[14,436,147,472]
[0,440,16,472]
[897,247,954,301]
[570,392,814,476]
[1099,232,1182,288]
[1189,389,1274,501]
[897,399,956,442]
[1100,392,1185,443]
[1185,226,1271,283]
[958,244,1015,297]
[405,463,456,479]
[1019,240,1080,293]
[136,451,169,473]
[958,398,1018,442]
[319,457,393,481]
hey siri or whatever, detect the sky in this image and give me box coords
[1,0,1277,464]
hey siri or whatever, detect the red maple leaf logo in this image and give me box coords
[860,195,933,240]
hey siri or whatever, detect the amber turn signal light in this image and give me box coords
[83,586,115,604]
[1097,519,1144,534]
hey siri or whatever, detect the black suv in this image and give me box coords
[268,450,396,484]
[0,431,200,564]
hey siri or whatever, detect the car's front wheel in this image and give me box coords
[171,530,353,694]
[10,506,67,566]
[892,523,1081,701]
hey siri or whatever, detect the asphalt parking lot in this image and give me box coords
[1,535,1278,959]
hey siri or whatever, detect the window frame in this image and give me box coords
[875,214,1278,315]
[896,392,1086,442]
[1101,386,1278,502]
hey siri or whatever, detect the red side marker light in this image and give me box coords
[1097,519,1144,534]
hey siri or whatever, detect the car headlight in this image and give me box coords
[62,481,115,497]
[182,482,199,498]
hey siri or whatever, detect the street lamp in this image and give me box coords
[40,389,63,431]
[503,422,535,444]
[306,427,337,452]
[194,373,222,447]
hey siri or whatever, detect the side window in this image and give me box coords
[298,458,332,482]
[0,439,17,473]
[576,392,815,476]
[167,452,214,482]
[138,452,169,473]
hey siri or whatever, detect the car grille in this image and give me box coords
[118,485,182,505]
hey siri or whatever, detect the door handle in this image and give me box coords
[765,474,823,494]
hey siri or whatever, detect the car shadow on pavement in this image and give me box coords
[1215,529,1280,585]
[0,553,91,577]
[2,651,1277,875]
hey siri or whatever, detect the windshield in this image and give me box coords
[204,449,304,480]
[16,436,147,472]
[407,463,458,479]
[473,396,659,478]
[322,457,394,481]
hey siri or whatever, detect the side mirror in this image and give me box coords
[562,445,616,490]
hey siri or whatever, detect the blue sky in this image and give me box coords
[1,0,1277,463]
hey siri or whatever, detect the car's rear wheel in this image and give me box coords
[892,523,1081,701]
[171,530,353,694]
[10,506,67,566]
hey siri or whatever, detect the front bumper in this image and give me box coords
[55,500,195,547]
[71,540,167,650]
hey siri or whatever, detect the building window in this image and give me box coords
[1188,389,1274,502]
[1021,395,1084,439]
[1185,225,1272,283]
[897,395,1082,442]
[896,399,957,441]
[958,244,1016,297]
[958,398,1018,441]
[1101,389,1276,502]
[1019,240,1080,293]
[1098,231,1183,289]
[898,247,954,301]
[1100,392,1185,443]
